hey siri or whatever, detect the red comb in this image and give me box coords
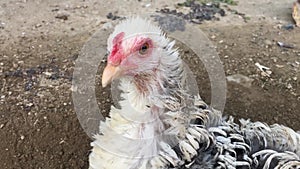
[109,32,125,65]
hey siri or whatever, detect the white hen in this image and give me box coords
[89,17,300,169]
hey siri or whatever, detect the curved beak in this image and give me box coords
[102,64,122,87]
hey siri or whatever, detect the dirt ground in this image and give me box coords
[0,0,299,168]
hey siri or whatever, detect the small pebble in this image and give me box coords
[44,72,52,76]
[26,103,34,107]
[59,140,65,144]
[264,39,272,46]
[144,3,151,8]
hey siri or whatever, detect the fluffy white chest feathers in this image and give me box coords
[89,78,166,169]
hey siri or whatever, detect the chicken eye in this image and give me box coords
[139,42,149,55]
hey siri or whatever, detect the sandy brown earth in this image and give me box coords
[0,0,299,168]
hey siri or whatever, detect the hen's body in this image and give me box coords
[89,17,300,169]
